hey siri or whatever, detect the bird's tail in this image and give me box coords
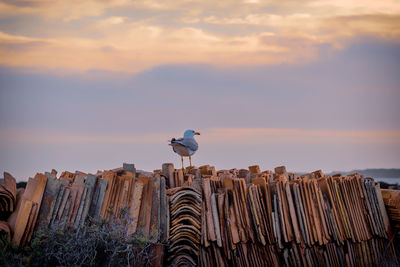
[168,138,176,145]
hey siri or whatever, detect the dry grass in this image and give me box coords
[0,210,159,267]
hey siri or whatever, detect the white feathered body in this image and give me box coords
[169,137,198,157]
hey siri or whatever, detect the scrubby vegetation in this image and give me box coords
[0,214,159,267]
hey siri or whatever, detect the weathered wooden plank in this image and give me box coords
[159,177,168,243]
[94,178,108,219]
[285,181,301,243]
[7,188,24,233]
[21,203,38,245]
[138,177,154,237]
[162,163,175,188]
[35,177,61,229]
[374,183,391,238]
[211,193,222,247]
[128,179,145,234]
[69,183,85,226]
[88,178,101,218]
[74,187,87,228]
[79,174,96,226]
[11,199,33,246]
[123,163,135,173]
[150,177,160,241]
[24,173,47,242]
[49,185,65,227]
[202,178,216,242]
[100,171,116,218]
[60,198,71,230]
[57,188,70,220]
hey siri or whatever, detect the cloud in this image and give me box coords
[1,127,399,145]
[1,0,399,21]
[0,0,130,21]
[0,1,399,72]
[0,27,300,72]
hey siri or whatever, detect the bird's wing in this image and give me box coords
[169,137,183,145]
[172,138,198,152]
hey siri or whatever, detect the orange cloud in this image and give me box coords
[0,0,399,72]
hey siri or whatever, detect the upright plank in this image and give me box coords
[74,186,87,228]
[35,177,61,229]
[162,163,175,188]
[23,174,48,242]
[128,179,145,234]
[11,199,33,246]
[78,174,96,226]
[100,171,116,218]
[211,193,222,247]
[137,177,154,237]
[150,177,160,241]
[95,179,108,219]
[202,178,216,242]
[159,177,168,243]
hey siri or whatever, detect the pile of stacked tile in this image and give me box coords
[166,186,201,266]
[200,175,280,266]
[1,161,397,266]
[1,163,167,252]
[194,165,396,266]
[199,165,217,178]
[381,189,400,235]
[0,172,17,219]
[161,163,196,188]
[7,173,48,246]
[0,172,17,240]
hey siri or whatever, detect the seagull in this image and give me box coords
[169,129,200,170]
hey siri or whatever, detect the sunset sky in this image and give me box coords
[0,0,399,180]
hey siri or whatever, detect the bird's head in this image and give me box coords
[184,129,200,138]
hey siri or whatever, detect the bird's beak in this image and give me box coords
[195,132,200,135]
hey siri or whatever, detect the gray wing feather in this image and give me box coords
[171,138,198,152]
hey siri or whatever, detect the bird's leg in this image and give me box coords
[189,156,192,168]
[181,156,184,171]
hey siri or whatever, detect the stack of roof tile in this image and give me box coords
[0,172,17,242]
[1,162,398,266]
[0,172,16,220]
[381,189,400,234]
[167,186,201,266]
[2,163,167,250]
[199,165,217,178]
[36,164,164,241]
[44,172,100,230]
[199,176,280,266]
[8,173,47,246]
[161,163,196,188]
[196,166,396,266]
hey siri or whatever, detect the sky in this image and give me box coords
[0,0,399,180]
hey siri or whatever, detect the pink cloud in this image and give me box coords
[1,127,398,145]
